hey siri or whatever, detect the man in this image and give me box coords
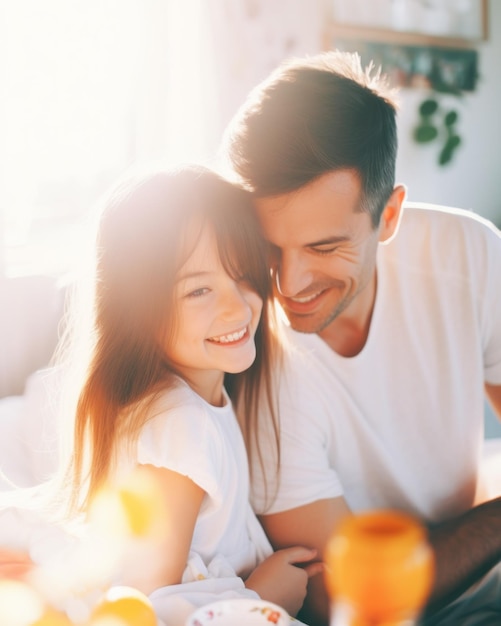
[222,51,501,625]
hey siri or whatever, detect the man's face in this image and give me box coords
[254,170,382,337]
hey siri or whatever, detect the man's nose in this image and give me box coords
[275,251,312,297]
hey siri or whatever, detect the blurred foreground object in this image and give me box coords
[89,585,157,626]
[185,598,290,626]
[325,511,434,626]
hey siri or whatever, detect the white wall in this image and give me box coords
[217,1,500,226]
[395,0,501,226]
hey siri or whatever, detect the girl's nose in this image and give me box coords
[220,282,253,321]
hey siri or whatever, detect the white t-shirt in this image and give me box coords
[135,380,274,625]
[136,379,273,581]
[250,204,501,524]
[0,379,273,626]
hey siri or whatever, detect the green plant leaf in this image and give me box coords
[439,146,453,165]
[444,134,461,150]
[439,139,460,165]
[414,92,463,166]
[414,124,438,143]
[444,110,458,126]
[419,99,439,117]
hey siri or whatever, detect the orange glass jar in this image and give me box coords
[324,510,434,626]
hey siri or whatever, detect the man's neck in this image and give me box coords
[319,273,377,358]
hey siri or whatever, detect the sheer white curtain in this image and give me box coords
[0,0,219,277]
[132,0,221,167]
[0,0,325,277]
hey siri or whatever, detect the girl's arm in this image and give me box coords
[118,464,322,618]
[122,464,205,595]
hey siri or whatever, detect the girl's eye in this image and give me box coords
[186,287,210,298]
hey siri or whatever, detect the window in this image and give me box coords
[1,0,213,278]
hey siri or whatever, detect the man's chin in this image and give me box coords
[285,313,326,335]
[282,302,344,334]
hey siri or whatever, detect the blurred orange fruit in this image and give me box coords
[89,467,166,539]
[0,579,45,624]
[89,585,157,626]
[30,607,75,625]
[325,510,434,624]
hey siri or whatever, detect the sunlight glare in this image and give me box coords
[2,0,213,277]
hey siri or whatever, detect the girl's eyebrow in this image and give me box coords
[176,270,212,282]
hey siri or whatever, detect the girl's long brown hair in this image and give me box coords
[58,164,280,514]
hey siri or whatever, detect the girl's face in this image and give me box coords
[163,222,263,406]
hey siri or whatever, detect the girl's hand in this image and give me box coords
[0,548,34,580]
[245,546,323,617]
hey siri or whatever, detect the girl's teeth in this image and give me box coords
[210,328,247,343]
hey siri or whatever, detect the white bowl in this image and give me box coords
[185,598,290,626]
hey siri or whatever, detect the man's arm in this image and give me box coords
[421,383,501,615]
[424,496,501,616]
[259,497,351,626]
[260,493,501,625]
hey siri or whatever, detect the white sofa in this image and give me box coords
[0,274,66,398]
[0,275,66,488]
[0,368,62,489]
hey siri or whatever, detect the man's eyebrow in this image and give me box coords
[306,235,350,247]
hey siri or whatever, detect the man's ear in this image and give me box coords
[379,184,406,245]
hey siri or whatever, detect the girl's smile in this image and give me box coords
[164,222,263,404]
[207,326,250,345]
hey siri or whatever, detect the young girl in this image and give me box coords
[0,164,319,622]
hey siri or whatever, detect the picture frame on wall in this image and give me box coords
[333,38,478,92]
[328,0,488,48]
